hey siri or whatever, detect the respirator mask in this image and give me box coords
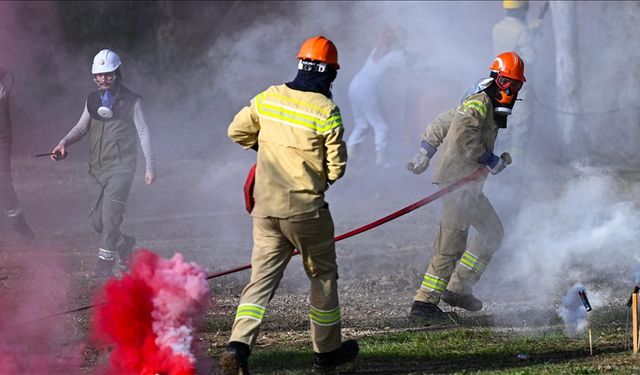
[97,90,115,119]
[493,74,523,117]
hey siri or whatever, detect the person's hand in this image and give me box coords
[145,170,156,185]
[51,144,67,161]
[406,141,437,175]
[406,149,430,175]
[490,152,512,175]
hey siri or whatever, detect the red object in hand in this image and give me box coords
[244,164,256,214]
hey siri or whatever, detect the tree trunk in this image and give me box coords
[549,2,582,154]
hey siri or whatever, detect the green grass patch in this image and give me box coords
[244,326,639,374]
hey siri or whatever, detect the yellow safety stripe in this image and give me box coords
[463,100,487,118]
[235,303,266,322]
[264,92,331,116]
[459,250,487,273]
[421,273,448,293]
[255,92,343,134]
[309,305,341,326]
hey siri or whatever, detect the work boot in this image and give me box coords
[313,340,359,374]
[116,234,136,267]
[409,301,449,322]
[94,258,115,282]
[220,341,250,375]
[7,212,35,243]
[441,289,483,312]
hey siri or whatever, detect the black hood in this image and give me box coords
[286,68,337,99]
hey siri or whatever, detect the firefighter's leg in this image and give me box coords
[0,143,33,240]
[229,217,295,347]
[447,192,503,294]
[283,207,341,354]
[414,189,471,304]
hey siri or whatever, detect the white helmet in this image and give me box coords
[92,49,122,74]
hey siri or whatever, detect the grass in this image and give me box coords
[231,308,640,374]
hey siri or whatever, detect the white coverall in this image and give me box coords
[492,15,536,159]
[346,48,407,165]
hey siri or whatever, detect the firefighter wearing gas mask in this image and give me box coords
[0,69,35,243]
[50,49,156,280]
[406,52,525,320]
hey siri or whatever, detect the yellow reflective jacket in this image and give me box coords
[432,92,499,185]
[228,84,347,218]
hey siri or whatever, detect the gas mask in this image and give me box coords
[493,74,523,117]
[97,90,115,119]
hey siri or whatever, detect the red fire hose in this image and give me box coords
[206,166,489,279]
[12,167,488,323]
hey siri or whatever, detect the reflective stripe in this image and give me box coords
[421,273,448,293]
[5,207,21,217]
[256,92,343,134]
[235,303,266,322]
[98,248,117,261]
[463,100,487,118]
[459,250,487,273]
[309,305,341,326]
[264,92,331,116]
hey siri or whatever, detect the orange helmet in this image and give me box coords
[490,52,526,105]
[297,36,339,70]
[490,52,526,82]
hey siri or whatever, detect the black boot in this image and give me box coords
[409,300,449,322]
[220,341,250,375]
[116,234,136,266]
[313,340,359,373]
[94,258,115,281]
[7,212,35,242]
[441,290,483,311]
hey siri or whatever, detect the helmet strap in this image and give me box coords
[298,60,328,73]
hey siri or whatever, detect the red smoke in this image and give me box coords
[0,244,82,375]
[92,249,211,375]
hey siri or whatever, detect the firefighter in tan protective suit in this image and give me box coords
[492,0,543,160]
[222,36,358,375]
[406,52,526,320]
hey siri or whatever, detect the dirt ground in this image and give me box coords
[1,156,639,374]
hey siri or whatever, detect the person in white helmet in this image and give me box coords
[50,49,156,280]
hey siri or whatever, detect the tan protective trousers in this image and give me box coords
[414,183,504,303]
[229,207,342,353]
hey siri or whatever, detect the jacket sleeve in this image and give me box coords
[323,107,347,182]
[227,95,261,149]
[422,108,455,148]
[454,98,490,162]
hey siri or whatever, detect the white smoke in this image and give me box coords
[150,253,210,362]
[557,284,588,336]
[556,284,606,336]
[491,167,640,303]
